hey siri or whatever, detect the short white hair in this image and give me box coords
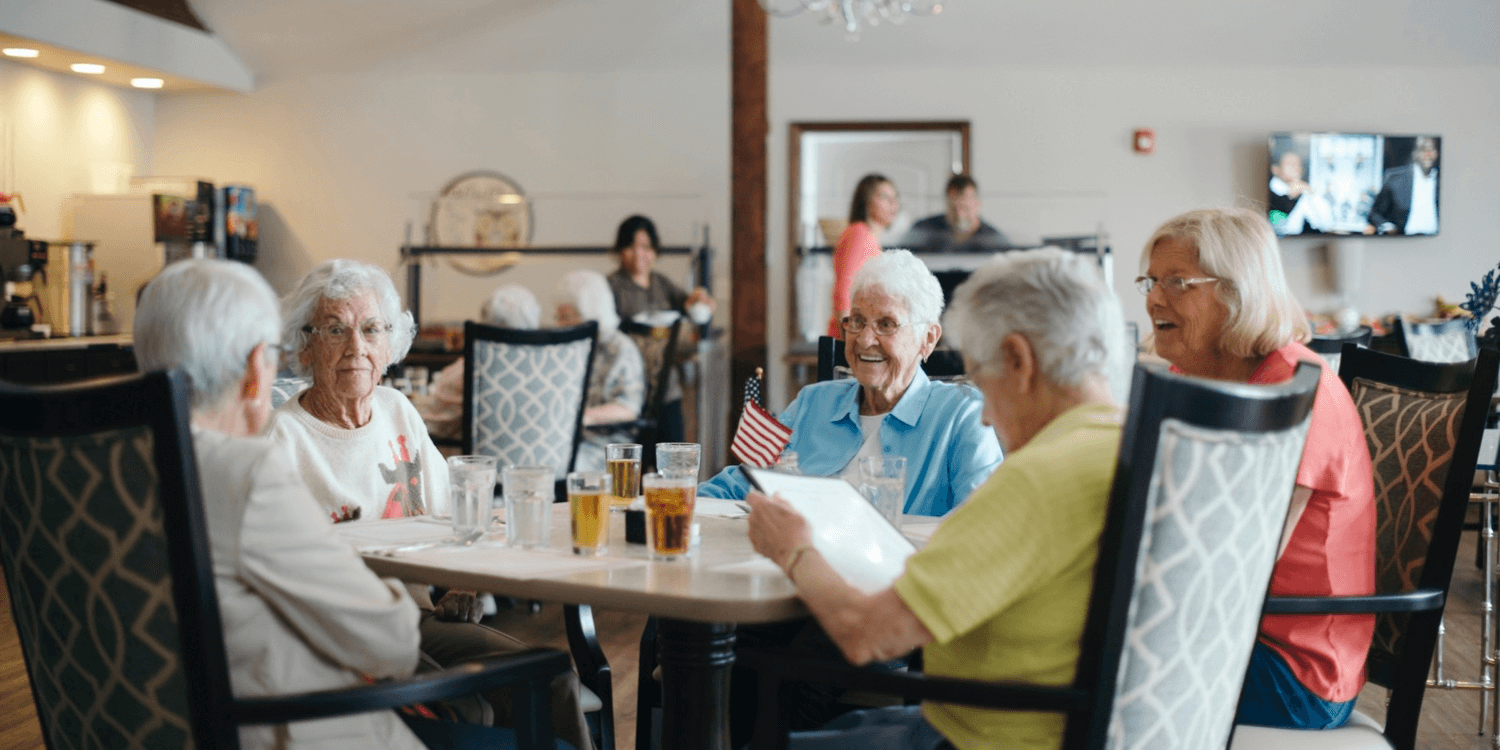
[554,270,620,335]
[281,259,415,376]
[851,249,944,326]
[133,259,280,410]
[945,248,1128,389]
[483,284,541,329]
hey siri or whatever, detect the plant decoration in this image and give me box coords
[1461,261,1500,348]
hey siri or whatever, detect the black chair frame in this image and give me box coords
[1253,344,1500,749]
[461,320,599,473]
[589,317,682,467]
[0,371,572,750]
[741,361,1322,750]
[1307,324,1374,355]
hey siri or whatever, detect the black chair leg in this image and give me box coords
[635,617,660,750]
[564,604,614,750]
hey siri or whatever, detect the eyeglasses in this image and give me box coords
[302,321,393,344]
[841,315,918,338]
[1134,275,1220,296]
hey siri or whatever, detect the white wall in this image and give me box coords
[766,63,1500,407]
[0,58,154,240]
[152,67,730,324]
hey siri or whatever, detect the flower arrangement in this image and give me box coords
[1462,262,1500,347]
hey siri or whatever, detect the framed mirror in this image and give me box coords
[786,121,970,343]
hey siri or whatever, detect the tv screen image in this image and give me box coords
[1267,132,1441,237]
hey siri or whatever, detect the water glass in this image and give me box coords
[503,465,554,550]
[656,442,701,480]
[606,443,643,510]
[643,472,697,560]
[447,455,497,536]
[858,456,906,529]
[567,471,612,556]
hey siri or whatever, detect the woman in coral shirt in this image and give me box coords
[828,173,900,337]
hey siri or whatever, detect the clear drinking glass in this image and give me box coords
[858,456,906,529]
[503,465,554,550]
[643,472,697,561]
[606,443,642,511]
[656,442,702,480]
[567,471,612,556]
[447,455,497,537]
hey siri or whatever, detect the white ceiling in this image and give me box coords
[188,0,1500,82]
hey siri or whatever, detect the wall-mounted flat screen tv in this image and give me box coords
[1268,132,1441,237]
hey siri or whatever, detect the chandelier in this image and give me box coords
[757,0,943,42]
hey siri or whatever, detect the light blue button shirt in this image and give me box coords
[700,369,1003,516]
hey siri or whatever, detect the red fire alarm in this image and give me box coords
[1133,128,1156,154]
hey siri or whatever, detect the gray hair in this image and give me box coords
[482,284,541,329]
[280,259,415,376]
[133,259,281,410]
[850,249,945,326]
[945,248,1127,389]
[1141,208,1309,359]
[554,270,621,335]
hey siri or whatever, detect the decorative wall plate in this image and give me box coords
[430,171,533,249]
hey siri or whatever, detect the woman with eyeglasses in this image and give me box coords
[1140,208,1375,731]
[701,249,1002,517]
[271,259,596,749]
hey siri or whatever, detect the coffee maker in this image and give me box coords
[0,202,41,337]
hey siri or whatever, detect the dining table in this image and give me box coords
[336,498,941,750]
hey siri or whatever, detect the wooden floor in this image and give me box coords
[6,533,1500,749]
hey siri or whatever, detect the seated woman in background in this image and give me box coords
[270,258,594,749]
[828,173,899,337]
[746,248,1128,749]
[133,259,426,749]
[700,249,1002,517]
[605,214,713,442]
[555,269,645,472]
[414,283,541,442]
[1138,208,1375,730]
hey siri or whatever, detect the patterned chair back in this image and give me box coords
[620,318,681,422]
[1081,362,1320,750]
[462,320,598,480]
[0,370,238,750]
[1338,346,1497,690]
[269,375,312,409]
[1307,326,1373,375]
[1399,316,1476,363]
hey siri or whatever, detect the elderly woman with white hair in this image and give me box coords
[133,259,429,749]
[554,269,645,472]
[701,249,1002,517]
[416,284,542,442]
[271,259,595,749]
[1139,208,1374,730]
[745,247,1127,749]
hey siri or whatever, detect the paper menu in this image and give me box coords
[743,467,916,594]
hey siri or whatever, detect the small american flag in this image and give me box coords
[732,368,792,468]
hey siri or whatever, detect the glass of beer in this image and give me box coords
[606,443,642,511]
[567,471,612,556]
[643,472,696,561]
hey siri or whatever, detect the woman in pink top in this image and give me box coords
[1138,207,1376,730]
[828,174,900,337]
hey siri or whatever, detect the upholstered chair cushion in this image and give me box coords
[1108,415,1310,750]
[0,428,195,748]
[470,336,592,478]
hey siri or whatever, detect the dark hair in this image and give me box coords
[945,174,978,194]
[614,214,660,253]
[848,174,892,224]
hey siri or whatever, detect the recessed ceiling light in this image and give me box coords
[130,78,164,89]
[71,63,105,74]
[2,48,39,58]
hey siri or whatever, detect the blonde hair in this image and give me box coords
[1141,208,1309,358]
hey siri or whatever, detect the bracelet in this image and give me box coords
[783,543,814,581]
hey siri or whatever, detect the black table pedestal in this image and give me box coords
[658,618,737,749]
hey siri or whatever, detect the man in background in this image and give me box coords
[1365,136,1440,236]
[900,174,1012,253]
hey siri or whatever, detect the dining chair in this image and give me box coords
[269,374,312,409]
[740,360,1322,750]
[814,336,964,383]
[1396,316,1477,364]
[0,370,573,750]
[462,320,598,480]
[1232,345,1500,750]
[1307,325,1374,374]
